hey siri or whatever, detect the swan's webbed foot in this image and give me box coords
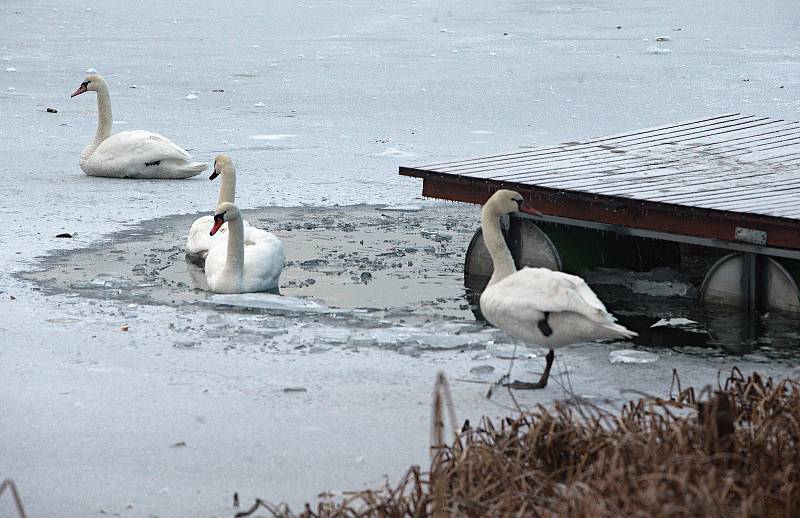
[504,349,555,390]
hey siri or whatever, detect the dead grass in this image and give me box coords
[236,368,800,518]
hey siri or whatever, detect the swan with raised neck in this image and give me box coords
[71,74,112,166]
[478,189,636,390]
[205,202,284,294]
[70,73,206,179]
[480,189,540,286]
[184,154,252,263]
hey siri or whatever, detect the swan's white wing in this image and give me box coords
[525,268,611,316]
[484,268,613,325]
[203,225,280,292]
[186,215,215,256]
[241,229,285,291]
[86,130,206,179]
[97,130,192,163]
[186,217,252,257]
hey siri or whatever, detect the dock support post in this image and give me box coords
[741,253,766,343]
[741,253,767,314]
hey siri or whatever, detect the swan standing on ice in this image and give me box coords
[70,74,207,179]
[479,190,637,389]
[185,154,251,264]
[205,202,285,294]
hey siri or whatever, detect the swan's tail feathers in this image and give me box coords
[603,322,638,340]
[168,161,207,179]
[185,162,208,173]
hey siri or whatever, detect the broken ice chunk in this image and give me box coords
[651,317,698,328]
[609,349,658,364]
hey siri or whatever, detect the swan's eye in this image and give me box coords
[82,81,90,86]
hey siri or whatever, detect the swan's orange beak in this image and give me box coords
[210,214,225,236]
[70,83,88,98]
[520,204,543,216]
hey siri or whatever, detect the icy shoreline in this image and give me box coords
[2,0,799,515]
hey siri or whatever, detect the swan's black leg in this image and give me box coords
[505,349,555,390]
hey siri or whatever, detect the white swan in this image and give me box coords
[205,202,285,293]
[71,74,207,179]
[185,154,251,264]
[479,189,637,389]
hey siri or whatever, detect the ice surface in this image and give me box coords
[2,0,799,516]
[250,134,295,140]
[469,365,496,375]
[609,349,660,364]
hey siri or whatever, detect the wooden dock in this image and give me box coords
[400,113,800,260]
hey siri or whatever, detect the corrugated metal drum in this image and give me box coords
[700,253,800,313]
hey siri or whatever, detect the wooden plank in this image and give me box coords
[399,113,800,252]
[481,130,800,185]
[431,116,774,175]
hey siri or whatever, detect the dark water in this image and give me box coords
[21,204,800,361]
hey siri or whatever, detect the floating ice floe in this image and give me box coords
[253,102,265,107]
[486,341,538,360]
[470,365,495,375]
[185,92,198,100]
[609,349,659,364]
[206,293,329,313]
[651,317,699,328]
[344,323,495,351]
[646,45,671,55]
[379,204,423,212]
[86,67,98,74]
[377,147,412,157]
[5,67,16,72]
[249,134,295,140]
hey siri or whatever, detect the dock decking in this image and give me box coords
[400,113,800,259]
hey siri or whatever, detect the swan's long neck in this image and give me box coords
[81,84,113,164]
[223,216,245,284]
[482,207,516,286]
[217,167,237,206]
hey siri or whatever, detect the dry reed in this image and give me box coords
[236,368,800,518]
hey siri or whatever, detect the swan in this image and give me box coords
[70,74,207,179]
[185,154,251,265]
[204,202,285,293]
[478,189,637,389]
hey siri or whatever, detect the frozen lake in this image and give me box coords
[1,0,799,516]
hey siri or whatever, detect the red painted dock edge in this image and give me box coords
[399,169,800,254]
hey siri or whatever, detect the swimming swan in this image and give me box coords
[204,202,284,293]
[185,154,251,265]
